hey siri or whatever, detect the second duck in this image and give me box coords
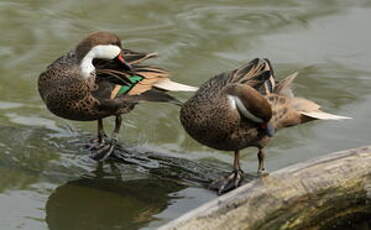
[180,58,350,194]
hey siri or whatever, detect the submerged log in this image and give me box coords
[159,146,371,230]
[109,144,257,187]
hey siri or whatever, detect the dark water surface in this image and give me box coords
[0,0,371,229]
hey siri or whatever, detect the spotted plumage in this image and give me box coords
[180,58,350,194]
[38,31,197,160]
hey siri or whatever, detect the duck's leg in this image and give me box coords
[97,119,107,143]
[210,150,244,195]
[257,148,269,176]
[87,119,107,150]
[91,115,122,161]
[111,115,122,143]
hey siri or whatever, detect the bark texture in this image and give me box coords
[159,146,371,230]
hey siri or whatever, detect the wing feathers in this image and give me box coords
[96,48,197,97]
[231,58,275,95]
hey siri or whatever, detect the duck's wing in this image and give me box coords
[129,65,198,95]
[103,63,197,100]
[93,49,162,86]
[94,48,197,104]
[228,58,275,94]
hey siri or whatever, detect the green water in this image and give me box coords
[1,0,371,229]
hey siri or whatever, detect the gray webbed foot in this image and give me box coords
[90,138,117,161]
[85,134,108,150]
[257,148,269,176]
[257,168,270,176]
[210,169,244,195]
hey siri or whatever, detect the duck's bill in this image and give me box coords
[115,54,133,71]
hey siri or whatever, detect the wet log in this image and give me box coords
[159,146,371,230]
[111,146,230,186]
[60,134,257,187]
[110,144,257,186]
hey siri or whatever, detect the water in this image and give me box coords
[1,0,371,229]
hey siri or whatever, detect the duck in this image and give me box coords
[38,31,197,161]
[180,58,350,194]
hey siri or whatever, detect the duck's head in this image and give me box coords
[76,32,132,78]
[226,84,275,137]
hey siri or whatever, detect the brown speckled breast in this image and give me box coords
[38,57,135,121]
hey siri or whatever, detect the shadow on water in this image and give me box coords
[45,164,186,230]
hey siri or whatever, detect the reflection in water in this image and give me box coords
[46,165,186,230]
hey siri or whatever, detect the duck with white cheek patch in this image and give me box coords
[38,31,198,161]
[180,58,351,194]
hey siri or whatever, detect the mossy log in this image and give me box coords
[159,146,371,230]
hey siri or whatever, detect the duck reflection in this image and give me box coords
[46,164,186,230]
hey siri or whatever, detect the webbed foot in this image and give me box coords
[257,168,270,176]
[85,134,108,150]
[210,169,244,195]
[90,138,117,161]
[257,148,269,176]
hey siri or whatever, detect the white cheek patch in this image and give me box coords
[228,95,264,123]
[90,45,121,60]
[80,45,121,79]
[80,58,95,79]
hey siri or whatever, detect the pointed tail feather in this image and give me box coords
[301,111,352,120]
[291,97,351,120]
[153,79,198,92]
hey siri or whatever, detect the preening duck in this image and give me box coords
[38,31,197,160]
